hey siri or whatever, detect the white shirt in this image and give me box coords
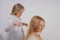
[27,35,38,40]
[5,15,24,40]
[27,33,42,40]
[0,34,4,40]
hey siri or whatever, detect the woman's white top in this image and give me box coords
[5,15,24,40]
[27,35,38,40]
[27,33,42,40]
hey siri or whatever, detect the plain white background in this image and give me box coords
[0,0,60,40]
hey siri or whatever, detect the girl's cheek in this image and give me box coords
[39,27,43,31]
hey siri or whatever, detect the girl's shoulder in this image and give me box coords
[8,15,18,21]
[7,15,16,24]
[8,15,15,20]
[9,15,16,19]
[9,15,21,21]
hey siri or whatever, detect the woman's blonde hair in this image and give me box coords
[11,3,24,15]
[25,16,45,40]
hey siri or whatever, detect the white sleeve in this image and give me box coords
[7,15,15,26]
[0,35,4,40]
[28,35,38,40]
[5,25,13,32]
[5,16,15,32]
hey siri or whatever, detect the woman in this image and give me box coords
[25,16,45,40]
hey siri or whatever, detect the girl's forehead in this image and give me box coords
[19,9,24,12]
[40,20,44,25]
[18,9,24,13]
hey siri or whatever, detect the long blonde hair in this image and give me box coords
[11,3,24,15]
[26,16,45,40]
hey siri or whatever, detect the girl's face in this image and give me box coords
[16,9,24,17]
[37,20,45,32]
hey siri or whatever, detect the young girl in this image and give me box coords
[25,16,45,40]
[5,3,27,40]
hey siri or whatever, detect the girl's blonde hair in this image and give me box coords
[11,3,24,15]
[25,16,45,40]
